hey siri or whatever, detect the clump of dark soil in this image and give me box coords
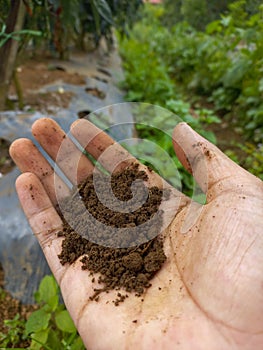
[57,164,169,304]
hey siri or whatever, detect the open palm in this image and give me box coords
[10,118,263,350]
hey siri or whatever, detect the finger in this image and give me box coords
[10,138,69,204]
[70,119,136,171]
[32,118,94,185]
[71,119,166,188]
[15,172,66,282]
[172,122,257,201]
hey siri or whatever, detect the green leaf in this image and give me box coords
[259,78,263,92]
[46,329,63,350]
[38,275,58,306]
[222,58,251,88]
[25,309,51,335]
[0,24,6,35]
[90,0,101,36]
[192,193,207,205]
[30,329,49,350]
[206,20,221,34]
[93,0,114,25]
[70,335,86,350]
[220,15,232,27]
[125,90,144,101]
[0,28,42,48]
[55,310,76,333]
[43,294,59,313]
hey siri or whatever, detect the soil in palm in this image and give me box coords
[57,164,169,305]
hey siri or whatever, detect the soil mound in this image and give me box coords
[57,164,168,304]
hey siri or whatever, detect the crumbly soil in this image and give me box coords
[58,164,169,305]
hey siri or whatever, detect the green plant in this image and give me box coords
[119,1,263,196]
[0,23,42,48]
[25,275,85,350]
[118,7,222,199]
[181,0,208,31]
[133,2,263,144]
[119,31,175,105]
[162,0,261,30]
[238,143,263,180]
[0,276,85,349]
[23,0,143,56]
[225,142,263,180]
[165,99,220,143]
[0,314,26,348]
[120,101,219,199]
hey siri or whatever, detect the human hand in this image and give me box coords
[10,118,263,350]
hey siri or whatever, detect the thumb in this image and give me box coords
[172,122,261,202]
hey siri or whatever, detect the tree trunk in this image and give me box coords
[0,0,26,110]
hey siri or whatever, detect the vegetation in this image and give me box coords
[22,0,143,55]
[162,0,262,30]
[0,275,84,349]
[0,313,27,348]
[118,0,263,190]
[0,0,143,109]
[0,0,143,53]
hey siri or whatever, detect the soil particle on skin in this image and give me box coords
[57,164,169,304]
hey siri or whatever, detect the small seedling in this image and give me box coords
[25,275,85,350]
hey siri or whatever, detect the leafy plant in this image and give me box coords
[0,275,85,349]
[119,0,263,198]
[25,275,85,350]
[165,99,220,143]
[0,24,42,48]
[181,0,208,31]
[122,1,263,145]
[0,314,27,348]
[238,143,263,180]
[161,0,260,30]
[119,29,175,105]
[118,8,221,198]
